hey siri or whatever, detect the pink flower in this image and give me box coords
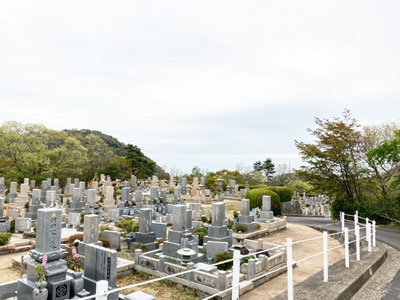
[72,247,77,258]
[42,255,48,268]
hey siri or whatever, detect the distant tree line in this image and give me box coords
[0,121,166,185]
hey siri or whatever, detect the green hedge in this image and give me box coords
[0,232,12,245]
[246,188,281,215]
[268,187,292,202]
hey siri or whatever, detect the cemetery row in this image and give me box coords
[0,174,326,299]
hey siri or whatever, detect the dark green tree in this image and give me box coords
[253,158,275,182]
[125,144,155,178]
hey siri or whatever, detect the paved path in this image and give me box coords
[287,216,400,300]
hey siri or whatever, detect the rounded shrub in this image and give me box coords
[213,251,233,271]
[195,227,208,245]
[0,232,12,245]
[246,188,281,215]
[268,187,292,202]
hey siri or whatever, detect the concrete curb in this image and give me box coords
[271,228,388,300]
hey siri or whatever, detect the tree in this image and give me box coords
[366,130,400,224]
[191,166,203,178]
[295,110,365,209]
[125,144,155,178]
[253,158,276,182]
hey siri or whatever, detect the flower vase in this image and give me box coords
[33,281,48,300]
[68,270,84,297]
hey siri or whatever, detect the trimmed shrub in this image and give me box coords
[235,224,246,233]
[99,237,111,248]
[268,186,292,202]
[213,251,233,271]
[115,219,138,234]
[0,232,12,245]
[240,255,255,265]
[246,188,281,215]
[195,227,208,246]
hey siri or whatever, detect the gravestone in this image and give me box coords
[237,199,256,232]
[7,181,18,203]
[25,189,42,220]
[257,195,274,222]
[78,214,102,255]
[107,209,120,223]
[103,186,117,212]
[17,208,71,300]
[101,230,121,251]
[203,202,232,247]
[83,243,118,300]
[205,241,228,259]
[46,190,57,207]
[0,177,4,194]
[68,212,81,227]
[15,183,30,207]
[15,218,32,232]
[66,187,83,213]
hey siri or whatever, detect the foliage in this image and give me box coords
[0,232,12,245]
[0,122,164,184]
[268,186,292,202]
[125,144,156,178]
[35,254,47,282]
[241,255,255,265]
[201,216,208,223]
[227,218,233,230]
[253,158,276,181]
[246,188,281,215]
[80,212,91,223]
[115,219,139,234]
[235,224,246,233]
[295,110,365,205]
[286,180,314,194]
[195,227,208,245]
[213,251,233,271]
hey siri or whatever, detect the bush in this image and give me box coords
[246,188,281,215]
[213,251,233,271]
[100,226,112,233]
[80,212,91,223]
[99,237,111,248]
[67,233,83,247]
[0,232,12,245]
[240,255,255,265]
[235,224,246,233]
[201,216,208,223]
[227,219,233,230]
[115,219,138,234]
[268,187,292,202]
[9,219,15,233]
[195,227,208,246]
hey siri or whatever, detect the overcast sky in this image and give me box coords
[0,1,399,174]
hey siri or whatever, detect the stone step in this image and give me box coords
[14,241,31,247]
[14,245,34,252]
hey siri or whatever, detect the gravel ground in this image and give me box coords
[352,245,400,300]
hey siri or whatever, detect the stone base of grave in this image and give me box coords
[103,204,117,213]
[78,241,103,256]
[203,235,232,247]
[135,232,156,244]
[130,241,158,251]
[16,277,37,300]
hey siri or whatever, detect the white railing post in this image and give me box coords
[367,221,372,253]
[344,227,349,268]
[232,250,240,300]
[287,238,294,300]
[341,212,345,232]
[355,224,360,261]
[96,280,108,300]
[354,211,358,226]
[323,231,328,282]
[365,217,369,243]
[372,221,376,247]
